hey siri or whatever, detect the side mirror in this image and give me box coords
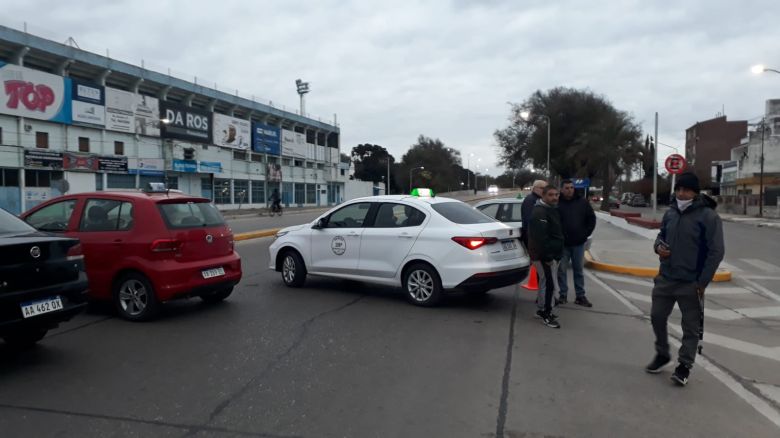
[312,218,326,229]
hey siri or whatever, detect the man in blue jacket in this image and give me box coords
[645,172,724,386]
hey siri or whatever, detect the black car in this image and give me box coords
[628,195,649,207]
[0,207,89,348]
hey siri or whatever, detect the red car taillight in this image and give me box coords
[150,239,182,253]
[451,236,498,250]
[66,243,84,261]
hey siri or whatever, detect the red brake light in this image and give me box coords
[451,236,498,250]
[66,243,84,261]
[150,239,182,253]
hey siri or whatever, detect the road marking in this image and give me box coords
[719,261,743,273]
[705,286,754,295]
[595,271,754,296]
[740,277,780,303]
[741,275,780,280]
[742,258,780,273]
[593,271,653,287]
[755,384,780,408]
[616,290,756,321]
[586,270,780,429]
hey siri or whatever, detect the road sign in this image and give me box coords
[665,154,687,174]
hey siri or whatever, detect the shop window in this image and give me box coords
[95,173,103,191]
[78,137,90,153]
[36,132,49,149]
[114,141,124,155]
[1,168,20,187]
[201,177,213,200]
[107,174,136,189]
[294,183,305,205]
[250,180,265,204]
[25,170,63,187]
[214,178,231,204]
[306,184,316,204]
[233,180,249,204]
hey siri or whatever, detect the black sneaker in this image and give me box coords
[671,364,690,386]
[535,310,545,319]
[645,354,671,374]
[541,313,561,328]
[558,296,568,305]
[574,296,593,308]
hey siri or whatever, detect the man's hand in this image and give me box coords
[697,287,705,299]
[657,247,671,259]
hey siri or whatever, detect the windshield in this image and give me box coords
[158,201,226,228]
[0,207,35,235]
[432,202,495,224]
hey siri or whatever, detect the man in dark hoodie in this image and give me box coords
[528,185,564,329]
[557,179,596,307]
[645,172,724,386]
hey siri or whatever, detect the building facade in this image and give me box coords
[0,25,350,215]
[685,115,747,192]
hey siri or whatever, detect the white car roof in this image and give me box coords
[348,195,462,205]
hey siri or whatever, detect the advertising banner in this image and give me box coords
[99,155,128,173]
[172,159,198,173]
[213,114,250,149]
[128,158,164,175]
[71,79,105,127]
[252,122,281,155]
[198,161,222,173]
[63,152,99,171]
[281,129,307,158]
[134,94,160,137]
[24,149,64,169]
[266,163,283,182]
[0,62,72,123]
[105,87,135,133]
[160,102,212,143]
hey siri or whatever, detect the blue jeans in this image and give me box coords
[557,244,585,298]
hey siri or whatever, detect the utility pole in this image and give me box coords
[653,112,658,214]
[760,117,766,217]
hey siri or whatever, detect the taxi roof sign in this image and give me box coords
[410,188,435,197]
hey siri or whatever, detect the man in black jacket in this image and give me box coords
[556,180,596,307]
[520,179,547,247]
[645,172,724,386]
[528,185,564,328]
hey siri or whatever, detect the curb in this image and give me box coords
[234,228,281,241]
[584,250,732,282]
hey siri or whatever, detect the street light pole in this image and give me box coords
[653,112,658,215]
[760,118,766,217]
[409,166,424,193]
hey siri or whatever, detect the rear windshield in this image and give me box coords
[158,201,225,229]
[0,207,35,235]
[432,202,495,224]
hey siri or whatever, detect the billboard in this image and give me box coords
[128,158,164,175]
[281,129,307,158]
[160,101,212,143]
[199,161,222,173]
[24,149,64,169]
[99,155,128,173]
[105,87,135,133]
[267,163,283,182]
[252,122,281,155]
[71,79,105,127]
[0,62,71,123]
[213,114,250,149]
[63,152,99,171]
[172,159,198,173]
[134,94,160,137]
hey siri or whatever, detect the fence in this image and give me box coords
[714,195,780,218]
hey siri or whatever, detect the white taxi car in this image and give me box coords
[269,194,530,306]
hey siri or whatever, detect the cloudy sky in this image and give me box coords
[3,0,779,175]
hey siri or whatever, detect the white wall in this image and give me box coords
[344,180,376,200]
[65,171,95,193]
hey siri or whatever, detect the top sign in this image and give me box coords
[665,154,687,175]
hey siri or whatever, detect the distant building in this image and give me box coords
[685,115,748,192]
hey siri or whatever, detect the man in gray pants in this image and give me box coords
[645,172,724,386]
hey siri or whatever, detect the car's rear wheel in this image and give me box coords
[201,286,233,304]
[3,328,48,349]
[403,263,443,307]
[114,272,160,321]
[281,250,306,287]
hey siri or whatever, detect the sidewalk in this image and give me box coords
[611,204,780,230]
[586,211,732,282]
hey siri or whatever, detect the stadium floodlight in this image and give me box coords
[295,79,311,116]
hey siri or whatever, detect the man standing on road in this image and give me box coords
[528,185,564,329]
[645,172,725,386]
[521,179,547,247]
[557,180,596,307]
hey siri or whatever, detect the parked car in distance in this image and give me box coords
[0,207,88,348]
[488,185,499,195]
[21,186,242,321]
[473,198,524,240]
[620,192,635,204]
[628,195,648,207]
[608,196,621,209]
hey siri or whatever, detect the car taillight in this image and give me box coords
[150,239,182,253]
[66,243,84,261]
[451,236,498,250]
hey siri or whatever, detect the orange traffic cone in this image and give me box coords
[521,265,539,290]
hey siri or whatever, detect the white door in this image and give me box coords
[309,202,373,275]
[358,203,427,279]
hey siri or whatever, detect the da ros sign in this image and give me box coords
[665,154,687,175]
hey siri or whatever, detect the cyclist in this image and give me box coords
[269,188,281,213]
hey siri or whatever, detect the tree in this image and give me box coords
[641,135,655,179]
[495,87,644,210]
[495,169,546,189]
[350,144,395,191]
[399,135,463,193]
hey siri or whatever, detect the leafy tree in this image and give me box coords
[350,144,395,191]
[495,87,644,210]
[399,135,463,193]
[495,169,546,189]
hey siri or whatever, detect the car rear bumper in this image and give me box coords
[0,273,89,334]
[453,266,529,292]
[150,252,243,301]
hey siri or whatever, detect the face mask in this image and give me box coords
[677,198,693,211]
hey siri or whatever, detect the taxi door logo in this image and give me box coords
[331,236,346,256]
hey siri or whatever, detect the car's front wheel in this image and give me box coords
[113,272,160,321]
[2,328,48,349]
[403,263,443,307]
[281,250,307,287]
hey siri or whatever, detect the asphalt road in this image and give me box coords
[2,234,779,437]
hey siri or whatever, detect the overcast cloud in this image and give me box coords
[3,0,779,175]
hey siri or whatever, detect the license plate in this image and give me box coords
[21,296,64,319]
[202,267,225,279]
[501,240,518,251]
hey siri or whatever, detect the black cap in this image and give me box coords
[674,172,700,193]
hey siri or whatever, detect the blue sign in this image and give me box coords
[572,178,590,189]
[199,161,222,173]
[252,122,281,155]
[172,159,198,173]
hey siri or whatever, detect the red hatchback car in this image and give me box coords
[21,188,242,321]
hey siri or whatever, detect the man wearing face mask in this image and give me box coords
[645,172,724,386]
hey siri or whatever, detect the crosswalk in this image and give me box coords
[721,258,780,275]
